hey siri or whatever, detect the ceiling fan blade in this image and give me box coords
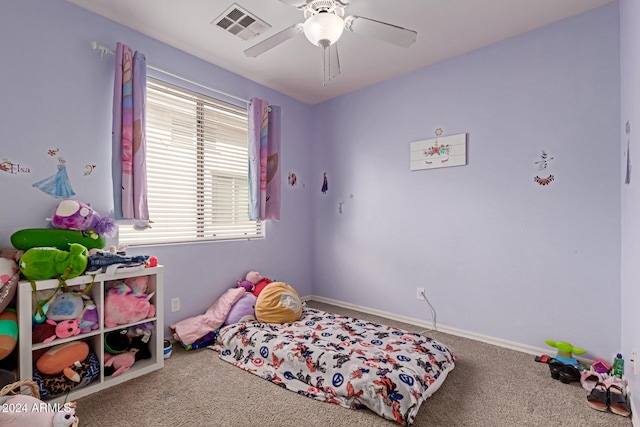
[322,43,341,84]
[345,16,417,48]
[277,0,310,8]
[244,24,304,57]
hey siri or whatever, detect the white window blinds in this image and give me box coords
[118,78,263,246]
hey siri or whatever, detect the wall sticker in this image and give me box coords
[534,150,555,186]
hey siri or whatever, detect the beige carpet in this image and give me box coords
[74,301,633,426]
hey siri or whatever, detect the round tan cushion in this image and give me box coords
[255,282,302,324]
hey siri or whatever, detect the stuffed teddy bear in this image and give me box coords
[50,199,117,238]
[19,244,88,281]
[104,282,155,328]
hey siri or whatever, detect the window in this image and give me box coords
[118,78,263,245]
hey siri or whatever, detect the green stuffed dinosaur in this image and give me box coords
[19,243,88,281]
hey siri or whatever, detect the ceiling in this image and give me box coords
[66,0,614,105]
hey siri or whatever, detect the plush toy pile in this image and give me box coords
[29,289,101,398]
[104,276,156,328]
[170,271,303,348]
[103,322,154,377]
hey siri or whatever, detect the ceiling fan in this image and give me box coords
[244,0,417,84]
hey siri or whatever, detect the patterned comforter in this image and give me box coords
[213,306,455,425]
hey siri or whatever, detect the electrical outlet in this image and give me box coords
[171,297,180,312]
[416,288,426,301]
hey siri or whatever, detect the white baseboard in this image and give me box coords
[303,295,557,359]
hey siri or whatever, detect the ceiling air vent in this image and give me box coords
[213,4,271,41]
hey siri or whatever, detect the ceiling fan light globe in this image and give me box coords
[303,13,344,47]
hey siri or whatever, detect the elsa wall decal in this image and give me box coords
[32,156,75,198]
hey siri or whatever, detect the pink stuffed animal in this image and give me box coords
[125,275,150,294]
[105,348,138,376]
[245,271,273,297]
[104,282,155,328]
[55,319,81,339]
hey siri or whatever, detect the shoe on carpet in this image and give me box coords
[586,382,608,412]
[608,383,631,417]
[558,365,581,384]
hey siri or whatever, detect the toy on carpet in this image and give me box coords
[104,277,155,328]
[52,402,78,427]
[36,341,89,382]
[50,199,117,238]
[180,330,219,351]
[19,244,88,281]
[544,340,586,369]
[224,292,257,325]
[255,282,302,324]
[0,309,18,361]
[245,271,273,297]
[591,359,611,375]
[104,348,138,376]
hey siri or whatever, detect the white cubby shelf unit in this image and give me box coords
[17,265,164,403]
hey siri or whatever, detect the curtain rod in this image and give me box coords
[91,42,250,104]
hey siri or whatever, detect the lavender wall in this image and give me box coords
[310,4,621,361]
[0,0,626,368]
[0,0,314,330]
[620,0,639,415]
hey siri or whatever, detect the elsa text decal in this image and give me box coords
[1,158,31,174]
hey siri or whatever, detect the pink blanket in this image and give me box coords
[169,288,244,345]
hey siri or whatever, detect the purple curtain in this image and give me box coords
[265,106,281,220]
[248,98,281,221]
[112,42,149,220]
